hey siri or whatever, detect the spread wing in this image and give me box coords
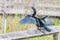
[20,16,36,24]
[44,18,55,26]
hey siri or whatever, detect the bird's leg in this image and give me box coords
[40,27,46,33]
[37,27,45,33]
[37,27,41,30]
[37,27,44,30]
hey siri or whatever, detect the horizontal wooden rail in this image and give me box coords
[37,3,60,8]
[0,2,60,8]
[0,26,60,40]
[0,8,60,16]
[37,10,60,16]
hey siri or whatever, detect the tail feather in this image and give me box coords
[44,26,51,32]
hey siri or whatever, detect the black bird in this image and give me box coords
[20,7,54,32]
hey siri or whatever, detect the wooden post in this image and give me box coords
[2,10,7,34]
[2,18,6,33]
[53,33,58,40]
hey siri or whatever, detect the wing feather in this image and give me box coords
[20,16,36,24]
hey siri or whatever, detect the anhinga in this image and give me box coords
[20,7,54,32]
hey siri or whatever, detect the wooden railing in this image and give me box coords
[0,26,60,40]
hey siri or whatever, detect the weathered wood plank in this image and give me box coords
[0,9,60,16]
[0,26,60,40]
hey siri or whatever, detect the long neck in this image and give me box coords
[32,7,36,17]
